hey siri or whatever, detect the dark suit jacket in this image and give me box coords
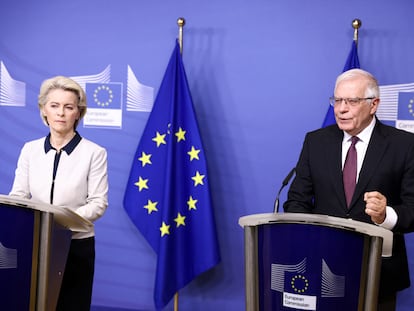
[284,119,414,295]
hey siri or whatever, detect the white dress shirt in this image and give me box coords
[9,133,108,239]
[341,117,397,229]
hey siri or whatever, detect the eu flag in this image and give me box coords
[123,41,220,309]
[322,40,360,127]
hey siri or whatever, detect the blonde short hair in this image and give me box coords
[38,76,87,129]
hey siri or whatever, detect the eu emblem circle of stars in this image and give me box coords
[134,124,205,238]
[408,98,414,117]
[291,274,309,294]
[93,85,113,107]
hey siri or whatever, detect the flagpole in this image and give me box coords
[173,18,185,311]
[352,18,362,46]
[177,17,185,55]
[174,292,179,311]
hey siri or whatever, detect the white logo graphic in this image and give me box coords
[71,64,111,89]
[321,259,345,298]
[271,258,345,310]
[272,258,307,292]
[0,242,17,269]
[377,82,414,121]
[0,61,155,129]
[84,82,123,129]
[0,61,26,107]
[126,65,154,112]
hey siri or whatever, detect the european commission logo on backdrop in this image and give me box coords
[376,83,414,132]
[395,92,414,131]
[0,61,154,129]
[84,83,123,128]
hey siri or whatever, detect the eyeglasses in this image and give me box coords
[329,97,375,107]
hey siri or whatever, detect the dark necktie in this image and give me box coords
[343,136,359,207]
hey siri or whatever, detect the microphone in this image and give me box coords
[273,167,296,213]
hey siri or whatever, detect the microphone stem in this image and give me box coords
[273,188,283,213]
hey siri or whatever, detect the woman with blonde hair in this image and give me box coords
[10,76,108,310]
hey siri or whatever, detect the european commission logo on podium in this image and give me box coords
[0,242,18,269]
[271,258,345,310]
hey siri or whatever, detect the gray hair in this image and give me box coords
[38,76,87,129]
[335,68,380,98]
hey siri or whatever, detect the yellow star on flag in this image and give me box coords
[144,199,158,214]
[192,171,205,186]
[138,151,152,167]
[134,176,149,191]
[175,127,186,142]
[152,131,167,147]
[174,212,186,227]
[187,196,198,210]
[187,146,200,161]
[160,221,170,237]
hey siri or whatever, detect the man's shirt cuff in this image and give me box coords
[377,206,397,230]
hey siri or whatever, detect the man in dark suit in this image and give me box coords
[284,68,414,311]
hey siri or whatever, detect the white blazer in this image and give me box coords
[10,134,108,239]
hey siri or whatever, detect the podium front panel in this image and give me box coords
[0,204,39,311]
[257,223,369,311]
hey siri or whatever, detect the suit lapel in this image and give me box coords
[325,128,348,209]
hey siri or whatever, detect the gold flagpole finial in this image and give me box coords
[352,18,362,44]
[177,17,186,55]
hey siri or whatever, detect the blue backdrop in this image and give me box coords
[1,0,414,310]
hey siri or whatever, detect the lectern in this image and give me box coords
[0,194,93,311]
[239,213,393,311]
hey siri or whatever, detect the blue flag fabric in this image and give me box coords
[123,41,220,310]
[322,40,360,127]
